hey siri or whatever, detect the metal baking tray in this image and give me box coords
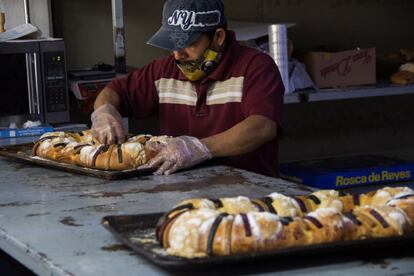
[101,212,414,270]
[0,143,155,180]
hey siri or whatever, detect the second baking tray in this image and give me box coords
[0,143,156,180]
[101,212,414,270]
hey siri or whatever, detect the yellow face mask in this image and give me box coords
[175,48,220,81]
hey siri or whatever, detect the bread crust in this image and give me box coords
[33,130,169,170]
[390,70,414,85]
[157,186,414,258]
[399,62,414,74]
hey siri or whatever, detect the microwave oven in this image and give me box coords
[0,39,70,128]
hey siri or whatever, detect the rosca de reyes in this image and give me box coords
[32,130,169,170]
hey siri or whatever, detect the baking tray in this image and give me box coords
[0,143,156,180]
[101,212,414,270]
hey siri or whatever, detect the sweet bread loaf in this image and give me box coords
[164,187,412,220]
[157,186,414,258]
[349,205,412,239]
[160,208,351,258]
[390,70,414,85]
[386,192,414,222]
[358,186,414,206]
[400,62,414,74]
[390,61,414,85]
[32,130,169,170]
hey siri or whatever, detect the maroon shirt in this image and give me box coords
[108,31,284,177]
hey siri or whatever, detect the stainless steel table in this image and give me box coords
[0,157,413,275]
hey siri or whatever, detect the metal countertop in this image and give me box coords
[0,157,413,275]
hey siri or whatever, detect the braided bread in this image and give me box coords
[390,62,414,85]
[164,187,407,219]
[32,130,169,170]
[156,187,414,258]
[390,70,414,85]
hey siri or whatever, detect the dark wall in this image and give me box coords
[53,0,414,68]
[281,94,414,161]
[52,0,414,161]
[224,0,414,58]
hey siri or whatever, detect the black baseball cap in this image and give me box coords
[147,0,226,51]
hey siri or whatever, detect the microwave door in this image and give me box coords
[0,51,43,127]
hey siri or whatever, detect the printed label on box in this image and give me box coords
[280,155,414,189]
[301,47,376,88]
[0,126,54,138]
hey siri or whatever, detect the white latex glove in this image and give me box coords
[91,103,126,144]
[145,136,212,175]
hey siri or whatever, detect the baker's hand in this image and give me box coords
[91,103,126,144]
[145,136,212,175]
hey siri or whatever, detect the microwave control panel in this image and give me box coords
[43,51,68,113]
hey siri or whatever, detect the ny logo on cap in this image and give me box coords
[167,10,221,31]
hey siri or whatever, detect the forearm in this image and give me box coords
[94,87,122,110]
[201,115,277,157]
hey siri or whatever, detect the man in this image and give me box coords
[91,0,284,177]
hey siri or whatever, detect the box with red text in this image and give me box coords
[300,47,376,88]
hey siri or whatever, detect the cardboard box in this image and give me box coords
[300,47,376,88]
[280,155,414,190]
[0,125,54,138]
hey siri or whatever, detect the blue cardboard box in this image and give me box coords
[280,155,414,189]
[0,125,54,138]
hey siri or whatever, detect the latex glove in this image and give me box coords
[91,103,126,144]
[145,136,212,175]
